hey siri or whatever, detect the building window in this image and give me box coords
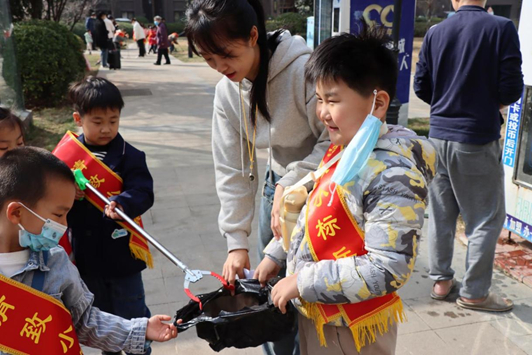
[122,11,134,19]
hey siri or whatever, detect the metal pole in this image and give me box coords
[386,0,403,125]
[83,183,196,278]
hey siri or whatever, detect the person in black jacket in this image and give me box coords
[93,12,111,68]
[414,0,523,312]
[67,77,155,355]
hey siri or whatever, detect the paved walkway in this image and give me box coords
[82,46,532,355]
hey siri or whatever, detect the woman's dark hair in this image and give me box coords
[97,11,106,19]
[305,21,397,102]
[69,76,124,116]
[186,0,283,125]
[0,107,25,142]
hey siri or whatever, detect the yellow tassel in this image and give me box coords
[300,300,328,346]
[299,298,406,352]
[130,244,154,268]
[349,299,405,352]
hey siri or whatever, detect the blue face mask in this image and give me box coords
[18,203,67,252]
[154,21,159,26]
[331,90,383,186]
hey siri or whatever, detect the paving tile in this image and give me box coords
[396,330,451,355]
[403,296,512,330]
[435,323,526,355]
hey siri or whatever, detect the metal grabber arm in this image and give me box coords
[73,169,233,309]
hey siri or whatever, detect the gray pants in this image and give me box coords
[428,138,505,299]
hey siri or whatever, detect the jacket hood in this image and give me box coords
[268,31,311,82]
[376,124,436,183]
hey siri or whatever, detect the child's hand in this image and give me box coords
[146,315,179,342]
[271,273,300,314]
[105,201,124,220]
[254,257,281,287]
[271,185,285,240]
[75,185,85,200]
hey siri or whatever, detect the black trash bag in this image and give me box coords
[174,277,296,352]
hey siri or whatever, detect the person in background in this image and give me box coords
[414,0,523,312]
[85,29,93,55]
[132,18,146,57]
[147,26,158,54]
[153,16,170,65]
[85,11,96,50]
[93,11,111,68]
[168,32,179,53]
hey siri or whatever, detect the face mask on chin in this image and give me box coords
[17,203,67,252]
[331,90,383,186]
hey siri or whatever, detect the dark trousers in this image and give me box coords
[137,39,146,57]
[82,272,152,355]
[156,48,170,64]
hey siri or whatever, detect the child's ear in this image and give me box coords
[5,202,23,225]
[73,112,83,127]
[374,91,391,122]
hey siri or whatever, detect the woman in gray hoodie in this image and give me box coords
[186,2,328,352]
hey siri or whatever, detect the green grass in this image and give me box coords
[407,117,430,137]
[171,39,205,63]
[85,53,100,75]
[26,105,77,151]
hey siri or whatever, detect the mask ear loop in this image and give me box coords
[370,89,378,116]
[327,89,378,207]
[18,202,46,223]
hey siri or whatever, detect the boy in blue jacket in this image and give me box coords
[66,76,155,355]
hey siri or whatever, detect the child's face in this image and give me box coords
[2,178,75,251]
[316,79,376,146]
[74,107,120,146]
[0,123,23,157]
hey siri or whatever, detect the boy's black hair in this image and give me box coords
[305,22,397,102]
[69,76,124,116]
[0,108,25,140]
[0,147,75,209]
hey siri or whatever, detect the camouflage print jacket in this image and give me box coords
[265,125,436,323]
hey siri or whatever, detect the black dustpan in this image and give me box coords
[174,277,297,352]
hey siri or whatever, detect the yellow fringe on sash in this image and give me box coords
[130,244,154,268]
[300,298,405,352]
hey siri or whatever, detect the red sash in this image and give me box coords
[0,275,82,355]
[299,145,404,352]
[53,131,153,268]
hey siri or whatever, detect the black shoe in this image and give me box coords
[153,63,161,65]
[164,62,171,65]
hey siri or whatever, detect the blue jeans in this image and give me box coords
[258,168,300,355]
[82,272,151,355]
[100,48,108,67]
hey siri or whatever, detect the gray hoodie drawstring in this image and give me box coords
[239,82,245,177]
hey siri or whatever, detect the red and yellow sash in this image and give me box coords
[299,145,404,352]
[53,131,153,268]
[0,275,83,355]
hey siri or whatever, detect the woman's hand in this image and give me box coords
[271,184,285,240]
[222,249,250,291]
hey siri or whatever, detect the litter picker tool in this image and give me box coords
[73,169,232,309]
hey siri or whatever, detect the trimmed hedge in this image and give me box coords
[11,20,86,107]
[266,12,307,39]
